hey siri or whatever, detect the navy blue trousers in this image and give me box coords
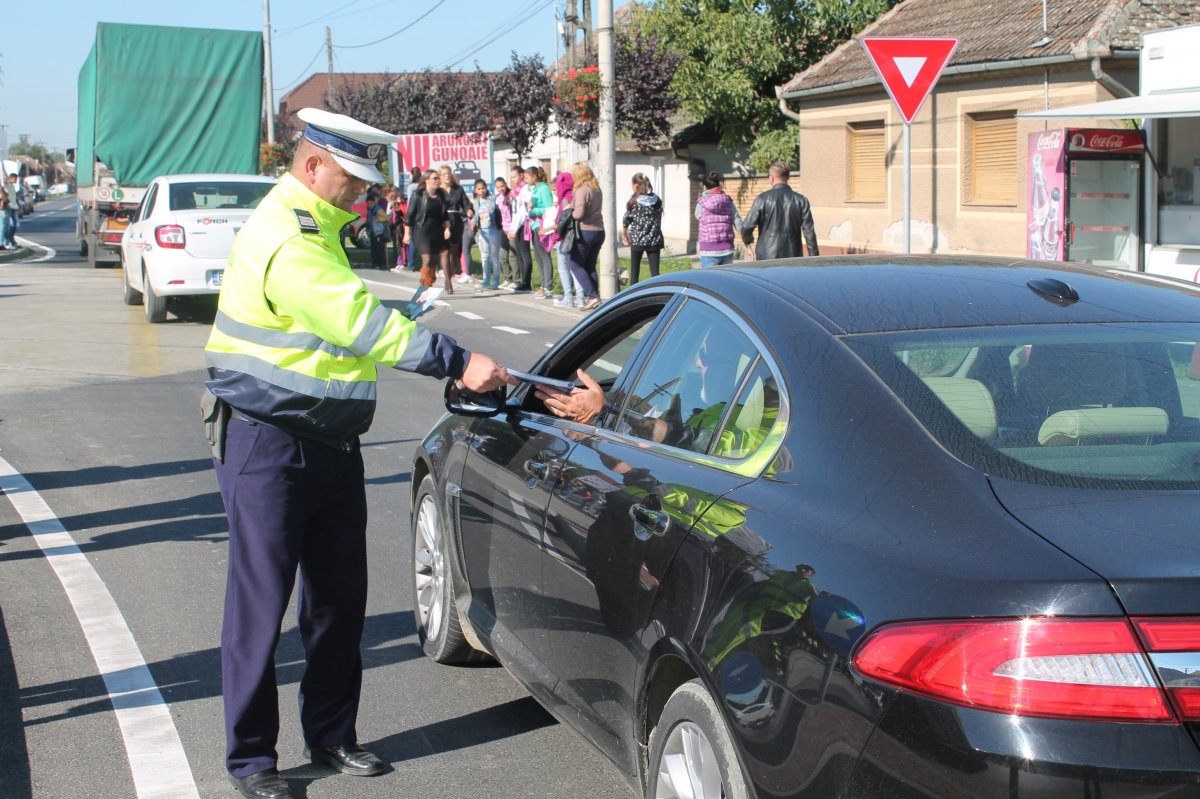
[215,419,368,778]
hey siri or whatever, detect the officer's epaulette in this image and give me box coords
[292,209,320,234]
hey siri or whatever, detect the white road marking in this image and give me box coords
[12,236,56,263]
[456,311,484,320]
[0,454,200,799]
[492,326,529,335]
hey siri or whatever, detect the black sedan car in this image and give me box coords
[409,256,1200,798]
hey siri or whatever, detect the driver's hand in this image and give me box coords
[536,369,604,424]
[459,353,517,393]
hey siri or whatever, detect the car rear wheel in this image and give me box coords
[121,256,142,306]
[411,475,486,664]
[647,680,751,799]
[143,264,166,323]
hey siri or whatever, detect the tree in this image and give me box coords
[492,53,555,161]
[329,68,495,136]
[615,28,683,151]
[9,139,55,163]
[636,0,899,164]
[553,29,682,149]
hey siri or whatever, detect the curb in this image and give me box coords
[0,247,32,263]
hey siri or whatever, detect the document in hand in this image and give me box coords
[504,367,577,392]
[403,285,444,320]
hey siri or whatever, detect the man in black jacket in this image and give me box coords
[741,162,819,260]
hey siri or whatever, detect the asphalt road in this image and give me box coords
[0,197,634,799]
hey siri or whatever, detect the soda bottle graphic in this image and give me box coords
[1029,153,1050,259]
[1041,187,1061,260]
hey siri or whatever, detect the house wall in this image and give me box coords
[794,63,1138,256]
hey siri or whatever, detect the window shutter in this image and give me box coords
[850,121,886,201]
[971,113,1017,203]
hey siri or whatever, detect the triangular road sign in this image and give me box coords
[861,37,959,125]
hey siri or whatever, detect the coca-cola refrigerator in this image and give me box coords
[1027,128,1144,270]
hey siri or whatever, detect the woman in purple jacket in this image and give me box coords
[694,172,743,267]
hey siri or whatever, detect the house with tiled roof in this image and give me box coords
[776,0,1200,258]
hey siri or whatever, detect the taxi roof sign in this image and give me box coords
[861,37,959,125]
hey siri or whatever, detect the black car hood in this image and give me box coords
[989,477,1200,615]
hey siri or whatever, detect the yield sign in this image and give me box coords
[861,37,959,124]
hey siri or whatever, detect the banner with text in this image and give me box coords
[390,132,494,193]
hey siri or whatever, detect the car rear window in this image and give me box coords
[846,323,1200,489]
[168,181,273,211]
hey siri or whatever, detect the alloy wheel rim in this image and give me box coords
[655,721,724,799]
[413,494,445,642]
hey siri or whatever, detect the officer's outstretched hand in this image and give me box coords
[460,353,518,392]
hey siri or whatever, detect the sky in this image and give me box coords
[0,0,575,155]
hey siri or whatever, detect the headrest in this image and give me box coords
[922,377,997,439]
[1038,407,1169,446]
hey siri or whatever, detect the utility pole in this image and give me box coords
[263,0,275,143]
[326,27,337,106]
[595,0,617,298]
[563,2,578,70]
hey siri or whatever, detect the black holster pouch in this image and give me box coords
[201,388,231,464]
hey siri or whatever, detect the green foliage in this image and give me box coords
[747,128,798,173]
[635,0,898,155]
[9,139,57,162]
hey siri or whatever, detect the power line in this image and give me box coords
[441,0,556,70]
[275,0,372,38]
[274,44,326,94]
[334,0,449,49]
[437,5,537,70]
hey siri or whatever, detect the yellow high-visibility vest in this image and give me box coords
[205,173,454,441]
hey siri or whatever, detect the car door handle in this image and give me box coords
[524,458,550,481]
[630,503,670,539]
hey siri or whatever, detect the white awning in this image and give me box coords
[1019,90,1200,119]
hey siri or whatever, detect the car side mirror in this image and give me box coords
[444,380,507,417]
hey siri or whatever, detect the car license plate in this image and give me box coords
[210,271,222,287]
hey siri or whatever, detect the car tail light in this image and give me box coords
[853,617,1174,723]
[100,231,125,244]
[1133,618,1200,722]
[155,225,186,249]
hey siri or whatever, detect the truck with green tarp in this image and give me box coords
[74,22,263,267]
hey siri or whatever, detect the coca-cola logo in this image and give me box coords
[1089,133,1128,149]
[1037,130,1063,151]
[1066,129,1142,153]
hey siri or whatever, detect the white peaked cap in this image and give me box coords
[296,107,400,184]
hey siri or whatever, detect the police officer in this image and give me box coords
[205,108,514,799]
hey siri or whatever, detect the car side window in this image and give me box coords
[138,185,157,222]
[616,299,766,456]
[523,308,661,421]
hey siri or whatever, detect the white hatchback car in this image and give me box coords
[120,173,277,322]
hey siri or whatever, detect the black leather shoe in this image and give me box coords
[228,768,293,799]
[305,743,387,776]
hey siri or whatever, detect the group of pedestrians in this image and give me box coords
[360,157,818,311]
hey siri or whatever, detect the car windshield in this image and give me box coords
[168,181,273,211]
[845,323,1200,489]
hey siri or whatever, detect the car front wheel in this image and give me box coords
[647,680,752,799]
[411,475,486,664]
[143,264,166,323]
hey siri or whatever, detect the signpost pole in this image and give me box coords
[860,36,959,257]
[903,122,911,254]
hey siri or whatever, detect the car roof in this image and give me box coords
[154,173,278,184]
[668,255,1200,334]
